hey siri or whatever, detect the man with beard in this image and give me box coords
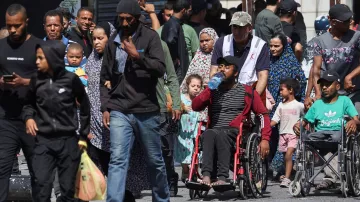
[67,7,94,58]
[210,12,270,97]
[0,4,42,201]
[192,56,271,188]
[100,0,169,201]
[313,4,360,114]
[158,0,199,84]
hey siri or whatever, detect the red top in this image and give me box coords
[192,85,272,141]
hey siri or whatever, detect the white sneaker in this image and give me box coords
[280,178,291,188]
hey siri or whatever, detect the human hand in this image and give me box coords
[345,120,357,134]
[6,73,26,87]
[89,22,96,33]
[104,80,111,89]
[140,3,156,14]
[78,140,87,150]
[293,121,301,136]
[123,36,140,60]
[184,105,192,113]
[172,109,181,121]
[344,76,355,93]
[26,119,38,136]
[258,140,270,159]
[87,133,94,140]
[102,111,110,130]
[304,97,314,111]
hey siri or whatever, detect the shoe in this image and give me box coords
[169,173,179,197]
[280,178,291,188]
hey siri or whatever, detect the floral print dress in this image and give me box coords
[175,94,200,164]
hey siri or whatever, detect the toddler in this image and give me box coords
[175,74,202,182]
[65,43,88,87]
[271,78,304,188]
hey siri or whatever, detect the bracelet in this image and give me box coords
[148,11,155,14]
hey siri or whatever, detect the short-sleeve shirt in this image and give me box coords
[313,31,360,91]
[255,9,284,44]
[272,100,304,135]
[211,35,270,72]
[304,96,358,131]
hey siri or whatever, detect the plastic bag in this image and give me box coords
[75,150,106,200]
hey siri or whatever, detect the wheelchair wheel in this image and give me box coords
[289,181,301,196]
[189,189,207,199]
[347,136,360,197]
[300,149,314,196]
[245,133,268,198]
[238,179,248,200]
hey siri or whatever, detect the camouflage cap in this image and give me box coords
[229,12,252,27]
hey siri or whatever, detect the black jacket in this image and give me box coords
[161,17,189,84]
[100,23,165,114]
[67,27,93,58]
[22,40,90,139]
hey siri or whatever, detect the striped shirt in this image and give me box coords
[210,84,246,128]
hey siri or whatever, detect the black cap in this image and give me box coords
[192,0,207,14]
[317,70,341,84]
[217,56,240,70]
[116,0,141,16]
[329,4,352,21]
[279,0,298,13]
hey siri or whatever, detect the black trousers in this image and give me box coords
[87,142,110,176]
[0,118,35,201]
[32,134,80,202]
[201,127,238,181]
[159,113,179,184]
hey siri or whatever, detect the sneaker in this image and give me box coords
[280,178,291,188]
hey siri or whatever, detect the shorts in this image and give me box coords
[278,133,298,153]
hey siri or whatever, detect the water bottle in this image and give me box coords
[208,72,225,90]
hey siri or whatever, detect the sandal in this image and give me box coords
[316,179,334,190]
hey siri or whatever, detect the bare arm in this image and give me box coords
[271,120,277,127]
[305,65,314,98]
[313,55,322,99]
[210,65,218,78]
[344,65,360,92]
[294,43,303,62]
[149,13,160,30]
[256,70,268,95]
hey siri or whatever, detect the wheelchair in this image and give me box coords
[289,116,360,198]
[185,120,268,200]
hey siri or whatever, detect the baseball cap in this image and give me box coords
[279,0,298,13]
[229,12,252,27]
[192,0,207,14]
[217,56,240,70]
[317,70,341,84]
[329,4,353,21]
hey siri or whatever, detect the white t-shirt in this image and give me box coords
[272,100,304,135]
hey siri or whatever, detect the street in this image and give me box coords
[13,154,359,202]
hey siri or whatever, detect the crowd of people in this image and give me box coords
[1,0,360,201]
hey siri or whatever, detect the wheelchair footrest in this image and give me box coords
[212,183,235,193]
[185,181,211,191]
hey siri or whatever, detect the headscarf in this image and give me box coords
[95,21,111,39]
[180,27,219,93]
[268,43,307,118]
[85,22,116,152]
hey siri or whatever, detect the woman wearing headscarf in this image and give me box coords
[267,34,306,180]
[180,27,219,92]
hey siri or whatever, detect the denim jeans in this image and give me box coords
[107,111,170,202]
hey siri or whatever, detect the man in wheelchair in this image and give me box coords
[192,56,271,188]
[294,70,360,190]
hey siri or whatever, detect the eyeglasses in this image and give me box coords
[118,16,134,23]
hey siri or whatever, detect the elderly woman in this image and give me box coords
[267,34,307,180]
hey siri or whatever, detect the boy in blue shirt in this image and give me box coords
[65,43,88,88]
[294,70,359,190]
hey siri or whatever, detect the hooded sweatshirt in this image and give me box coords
[22,40,90,139]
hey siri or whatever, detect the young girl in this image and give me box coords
[175,74,203,182]
[271,78,304,188]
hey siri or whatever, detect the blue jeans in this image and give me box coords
[106,111,170,202]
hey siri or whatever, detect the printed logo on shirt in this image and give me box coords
[58,88,66,94]
[7,57,24,61]
[325,110,336,118]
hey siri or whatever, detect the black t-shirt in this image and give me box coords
[0,35,42,118]
[281,21,300,47]
[187,21,206,36]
